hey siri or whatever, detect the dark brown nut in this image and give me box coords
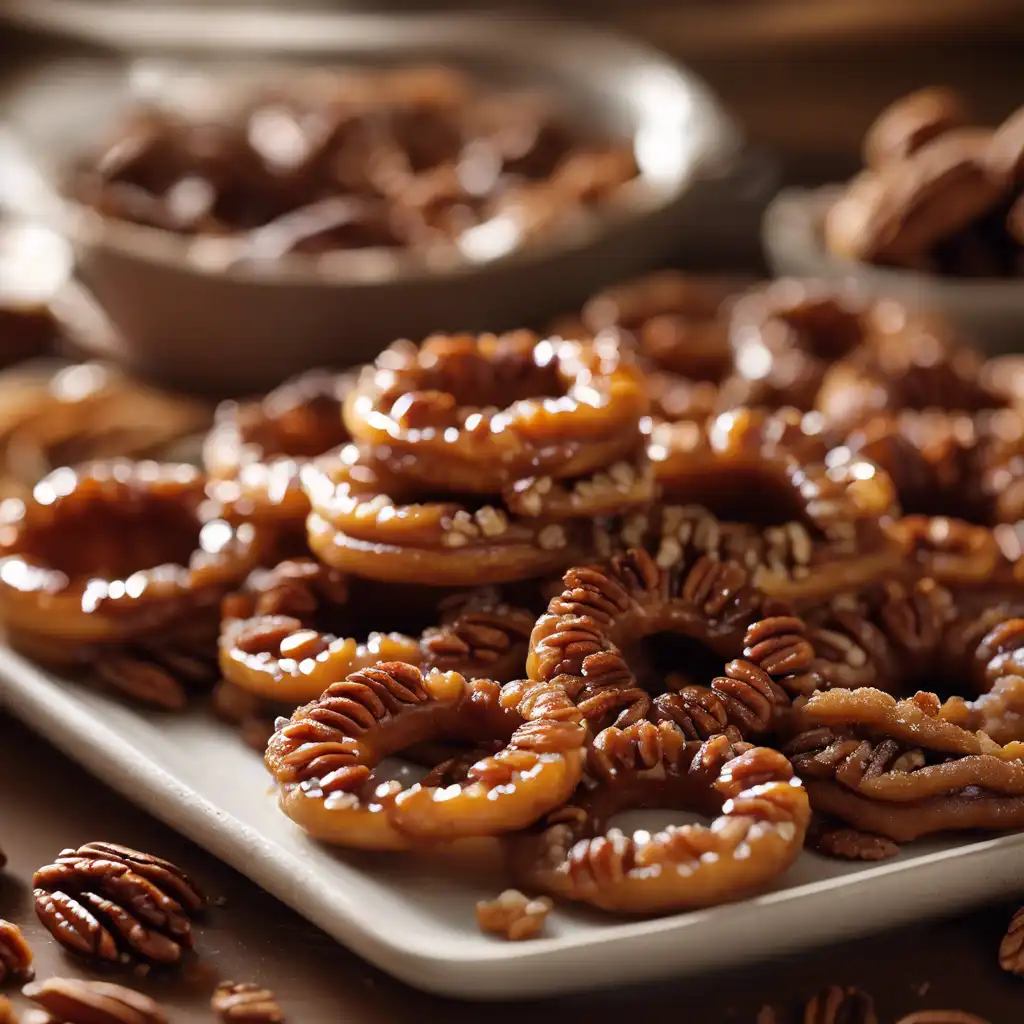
[33,843,203,966]
[811,825,899,862]
[0,920,33,984]
[1000,906,1024,976]
[827,130,1008,268]
[987,104,1024,187]
[804,985,878,1024]
[23,978,167,1024]
[863,87,971,169]
[211,981,284,1023]
[91,654,187,712]
[475,889,552,941]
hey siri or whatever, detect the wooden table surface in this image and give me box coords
[0,712,1020,1022]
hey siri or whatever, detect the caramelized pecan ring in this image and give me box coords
[786,687,1024,840]
[647,409,901,603]
[220,596,534,705]
[528,547,813,739]
[509,734,809,914]
[0,462,257,649]
[265,663,585,848]
[344,332,648,493]
[724,280,887,412]
[204,371,354,559]
[301,446,613,585]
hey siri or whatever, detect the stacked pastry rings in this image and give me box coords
[204,370,355,561]
[0,460,257,658]
[786,688,1024,842]
[645,408,902,605]
[306,330,654,586]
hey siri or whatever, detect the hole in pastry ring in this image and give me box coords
[301,447,601,586]
[508,734,809,914]
[786,688,1024,840]
[220,599,535,705]
[265,663,586,849]
[647,409,901,603]
[528,547,814,734]
[343,331,649,493]
[203,371,354,552]
[0,461,258,646]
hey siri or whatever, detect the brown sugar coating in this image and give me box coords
[266,663,585,848]
[647,409,901,606]
[786,687,1024,841]
[344,331,648,493]
[301,442,648,587]
[204,370,355,560]
[0,462,257,654]
[73,66,638,263]
[508,733,809,913]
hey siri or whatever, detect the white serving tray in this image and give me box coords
[2,644,1022,1000]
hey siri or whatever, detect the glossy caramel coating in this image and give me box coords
[647,409,901,605]
[0,461,257,650]
[265,663,585,848]
[344,332,649,493]
[509,734,809,913]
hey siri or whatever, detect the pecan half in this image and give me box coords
[23,977,168,1024]
[1000,906,1024,976]
[211,982,284,1023]
[804,986,878,1024]
[810,823,899,862]
[0,920,33,984]
[33,842,204,966]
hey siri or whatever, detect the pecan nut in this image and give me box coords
[0,996,15,1024]
[804,986,878,1024]
[475,889,552,941]
[211,982,284,1023]
[33,842,204,966]
[0,920,33,984]
[999,906,1024,976]
[23,978,168,1024]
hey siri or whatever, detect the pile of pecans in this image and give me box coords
[72,66,639,264]
[825,87,1024,277]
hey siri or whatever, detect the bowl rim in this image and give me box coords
[763,182,1024,298]
[6,11,742,290]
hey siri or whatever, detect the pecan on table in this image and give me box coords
[804,986,878,1024]
[1000,906,1024,976]
[211,981,284,1023]
[0,920,33,985]
[808,821,900,862]
[33,842,204,966]
[22,977,168,1024]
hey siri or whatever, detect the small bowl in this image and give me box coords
[763,185,1024,354]
[3,13,743,395]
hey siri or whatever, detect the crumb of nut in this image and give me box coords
[999,906,1024,976]
[23,977,168,1024]
[804,985,878,1024]
[212,981,284,1023]
[476,889,552,941]
[0,920,34,984]
[916,982,932,997]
